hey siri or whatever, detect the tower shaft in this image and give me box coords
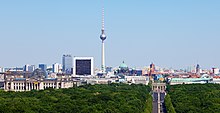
[101,41,105,73]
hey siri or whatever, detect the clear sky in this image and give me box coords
[0,0,220,69]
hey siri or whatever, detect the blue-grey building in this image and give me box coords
[39,64,47,71]
[62,54,73,74]
[38,64,48,78]
[24,64,35,72]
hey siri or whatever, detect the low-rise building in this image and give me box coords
[169,78,211,85]
[125,76,149,85]
[3,69,76,92]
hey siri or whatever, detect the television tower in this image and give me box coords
[100,6,107,74]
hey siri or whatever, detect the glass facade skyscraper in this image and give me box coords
[62,54,73,74]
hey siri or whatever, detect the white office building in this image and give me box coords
[0,67,4,73]
[53,63,62,73]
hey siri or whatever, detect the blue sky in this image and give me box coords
[0,0,220,69]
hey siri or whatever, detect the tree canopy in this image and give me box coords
[166,84,220,113]
[0,83,151,113]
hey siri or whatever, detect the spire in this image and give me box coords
[102,7,105,31]
[100,2,107,41]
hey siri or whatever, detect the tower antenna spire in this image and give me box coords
[102,6,105,31]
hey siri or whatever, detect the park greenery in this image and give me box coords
[164,94,176,113]
[165,84,220,113]
[0,83,152,113]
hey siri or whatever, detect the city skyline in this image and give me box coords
[0,0,220,69]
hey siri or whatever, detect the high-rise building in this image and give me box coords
[62,54,73,74]
[39,64,48,78]
[24,64,35,72]
[39,64,47,71]
[73,57,94,75]
[24,64,30,72]
[150,63,155,73]
[52,63,61,73]
[149,63,156,80]
[58,64,62,73]
[196,64,200,75]
[0,67,4,73]
[28,65,35,72]
[100,7,107,74]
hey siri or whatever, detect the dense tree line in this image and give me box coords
[166,84,220,113]
[145,94,153,113]
[164,94,176,113]
[0,83,151,113]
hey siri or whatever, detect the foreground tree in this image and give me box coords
[0,83,152,113]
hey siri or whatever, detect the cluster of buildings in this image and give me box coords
[1,56,220,91]
[0,56,96,91]
[166,64,220,85]
[4,56,93,76]
[0,59,151,92]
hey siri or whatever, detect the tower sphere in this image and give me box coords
[100,34,106,41]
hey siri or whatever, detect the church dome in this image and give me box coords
[119,61,128,69]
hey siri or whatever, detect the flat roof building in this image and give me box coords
[62,54,73,74]
[73,57,94,75]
